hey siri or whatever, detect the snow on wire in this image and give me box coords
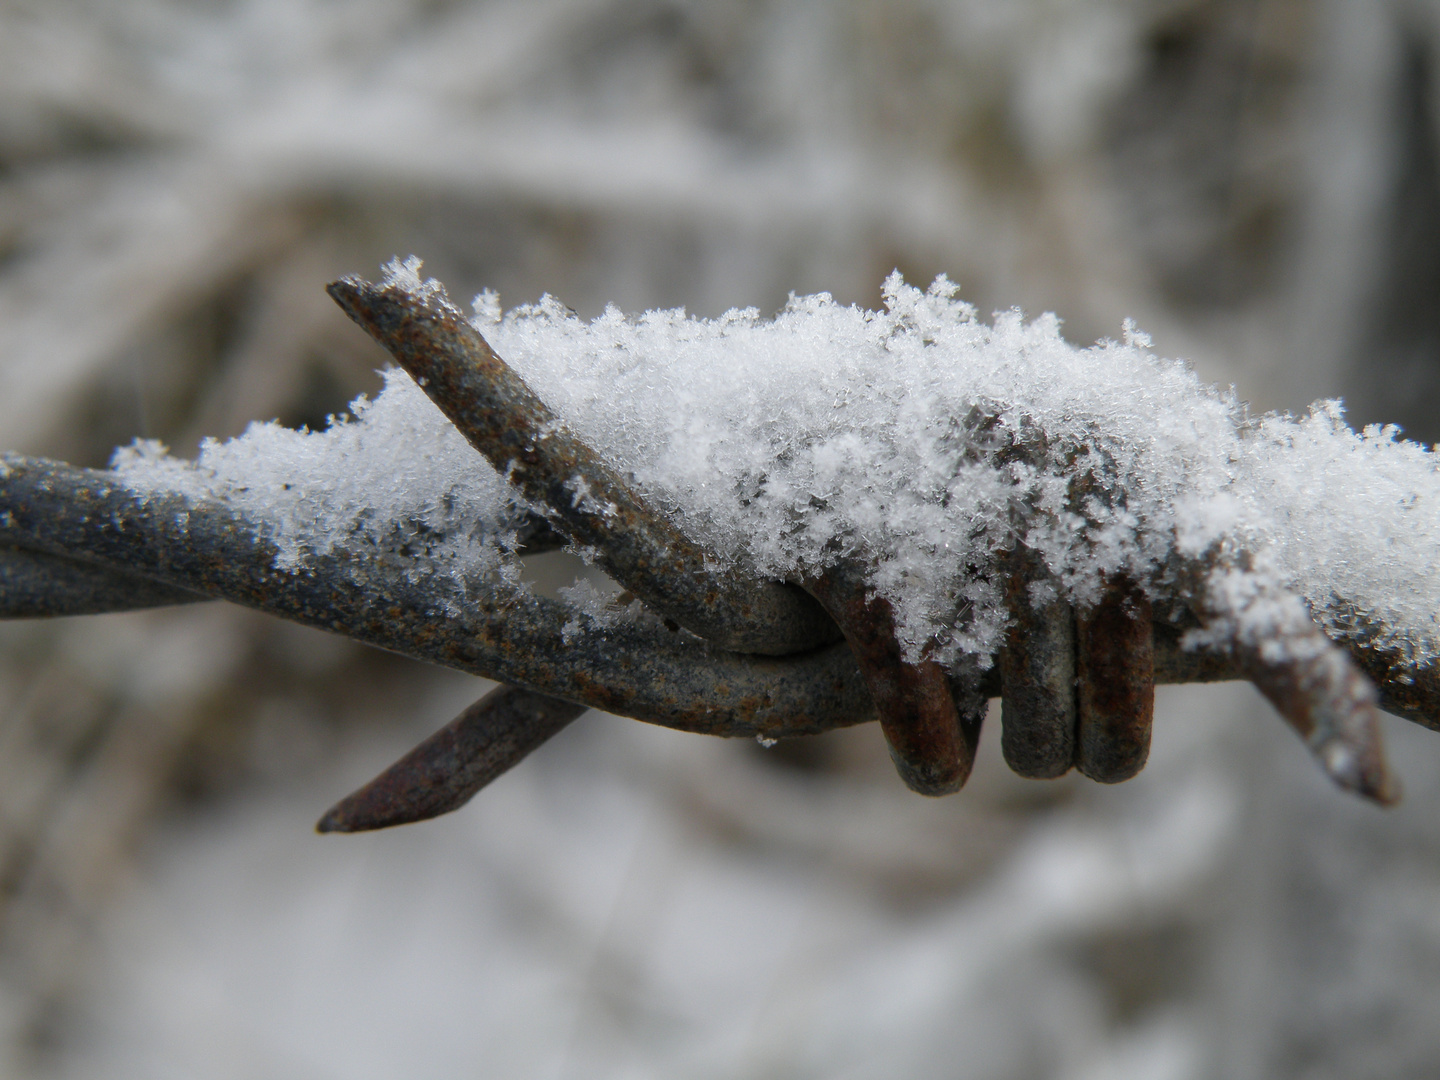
[114,256,1440,674]
[7,255,1435,823]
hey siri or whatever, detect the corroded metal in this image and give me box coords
[0,545,205,617]
[1242,633,1395,804]
[0,268,1429,817]
[1,421,1437,811]
[1354,645,1440,735]
[804,563,977,795]
[1075,576,1155,783]
[999,546,1077,779]
[0,504,1353,714]
[326,275,840,657]
[1191,568,1398,804]
[0,453,870,740]
[1150,622,1237,685]
[316,685,587,833]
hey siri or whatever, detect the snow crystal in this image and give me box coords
[113,261,1440,672]
[478,267,1440,668]
[112,368,528,585]
[556,579,622,642]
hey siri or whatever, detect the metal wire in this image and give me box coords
[1,273,1435,826]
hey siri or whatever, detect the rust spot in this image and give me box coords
[1076,576,1154,783]
[805,564,975,795]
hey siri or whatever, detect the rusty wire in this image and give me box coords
[1,271,1435,830]
[327,276,840,657]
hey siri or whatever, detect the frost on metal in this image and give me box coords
[112,366,529,586]
[479,265,1436,673]
[123,256,1436,673]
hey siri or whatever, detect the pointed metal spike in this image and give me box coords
[1191,562,1399,805]
[317,686,587,834]
[326,275,839,656]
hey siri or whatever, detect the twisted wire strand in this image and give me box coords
[3,261,1437,820]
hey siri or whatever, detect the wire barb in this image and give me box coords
[0,265,1434,818]
[1191,562,1398,804]
[326,275,840,657]
[0,447,1424,810]
[317,686,587,833]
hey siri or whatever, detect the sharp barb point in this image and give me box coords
[317,686,587,834]
[325,275,838,656]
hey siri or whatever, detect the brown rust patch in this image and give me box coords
[805,564,975,795]
[1076,576,1155,784]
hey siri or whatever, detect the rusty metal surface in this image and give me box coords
[805,563,977,795]
[1150,622,1237,685]
[1200,576,1397,805]
[0,521,1390,704]
[1355,646,1440,735]
[326,276,840,657]
[1242,639,1395,804]
[1319,602,1440,735]
[1075,577,1155,784]
[999,546,1077,779]
[0,453,871,741]
[2,380,1438,810]
[316,685,587,833]
[0,545,206,617]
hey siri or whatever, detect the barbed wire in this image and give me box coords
[3,273,1436,833]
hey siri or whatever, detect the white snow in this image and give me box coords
[115,258,1440,671]
[112,365,527,586]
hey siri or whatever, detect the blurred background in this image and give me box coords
[2,0,1440,1076]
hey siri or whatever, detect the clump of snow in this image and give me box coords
[477,267,1439,669]
[113,261,1440,671]
[555,579,645,645]
[112,368,529,588]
